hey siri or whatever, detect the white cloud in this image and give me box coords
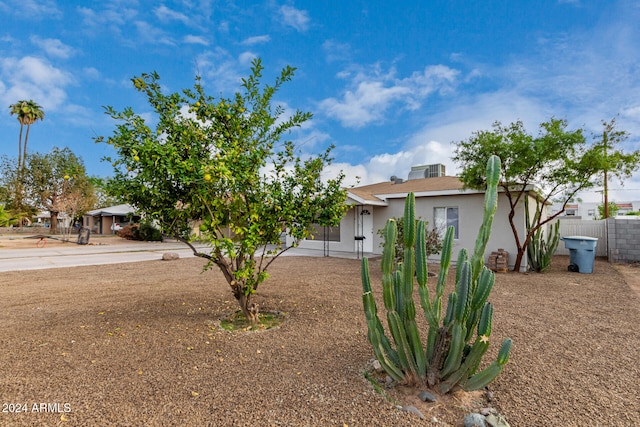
[279,5,310,32]
[83,67,101,80]
[241,35,271,45]
[0,56,72,111]
[154,5,190,25]
[184,35,209,45]
[30,36,76,59]
[322,40,351,63]
[196,49,256,93]
[319,64,459,128]
[134,21,175,46]
[1,0,62,20]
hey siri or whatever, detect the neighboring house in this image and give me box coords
[83,204,139,235]
[33,211,72,229]
[288,164,542,272]
[550,201,640,219]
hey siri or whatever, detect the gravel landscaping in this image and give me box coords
[1,251,639,426]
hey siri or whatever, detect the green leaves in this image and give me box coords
[98,58,347,321]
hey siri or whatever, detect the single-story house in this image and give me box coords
[288,164,541,272]
[83,204,139,235]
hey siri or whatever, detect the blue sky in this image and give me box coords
[2,0,640,202]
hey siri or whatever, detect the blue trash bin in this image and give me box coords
[560,236,598,274]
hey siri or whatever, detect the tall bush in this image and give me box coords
[362,155,512,393]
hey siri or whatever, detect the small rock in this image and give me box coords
[400,405,424,420]
[418,390,437,402]
[463,413,486,427]
[480,407,496,416]
[162,252,180,260]
[385,375,393,384]
[372,360,382,371]
[431,416,438,423]
[485,413,510,427]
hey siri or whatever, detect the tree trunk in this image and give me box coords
[50,211,59,235]
[238,293,259,324]
[513,249,525,273]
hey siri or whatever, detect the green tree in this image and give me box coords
[24,147,95,235]
[593,118,634,219]
[0,204,19,227]
[597,202,619,219]
[89,176,123,208]
[453,118,640,272]
[98,58,347,323]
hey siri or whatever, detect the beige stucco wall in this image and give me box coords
[368,192,528,270]
[292,190,535,271]
[285,208,358,252]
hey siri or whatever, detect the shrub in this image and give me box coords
[377,217,443,263]
[132,222,163,241]
[116,223,163,241]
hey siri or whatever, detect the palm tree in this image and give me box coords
[9,100,45,224]
[9,100,45,171]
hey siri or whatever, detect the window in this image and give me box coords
[434,207,459,239]
[309,224,340,242]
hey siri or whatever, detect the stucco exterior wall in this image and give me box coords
[368,192,527,270]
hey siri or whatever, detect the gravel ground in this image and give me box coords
[0,253,639,426]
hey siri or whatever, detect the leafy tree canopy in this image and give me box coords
[97,58,348,322]
[24,147,95,234]
[453,118,640,272]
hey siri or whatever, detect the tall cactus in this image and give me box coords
[362,155,512,393]
[525,195,560,272]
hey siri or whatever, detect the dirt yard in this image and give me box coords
[0,254,638,426]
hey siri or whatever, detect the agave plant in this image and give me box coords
[362,155,512,393]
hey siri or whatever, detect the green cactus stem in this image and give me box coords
[361,154,512,392]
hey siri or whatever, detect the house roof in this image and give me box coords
[85,204,137,217]
[348,176,473,205]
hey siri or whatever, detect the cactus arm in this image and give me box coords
[443,292,456,327]
[477,302,493,336]
[361,257,373,293]
[436,226,455,297]
[381,220,397,310]
[387,311,418,375]
[438,335,490,393]
[454,261,471,323]
[462,361,503,391]
[405,320,427,379]
[470,267,495,310]
[470,154,500,281]
[416,220,428,288]
[463,337,512,391]
[404,193,416,247]
[440,322,466,378]
[366,316,405,381]
[403,246,415,312]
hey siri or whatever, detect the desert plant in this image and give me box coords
[362,155,512,393]
[525,196,560,272]
[376,216,443,263]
